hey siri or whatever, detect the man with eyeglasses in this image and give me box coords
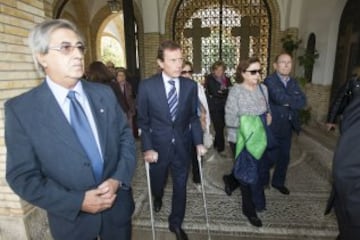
[262,52,306,195]
[137,40,206,240]
[5,19,136,240]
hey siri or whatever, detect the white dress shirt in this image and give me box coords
[46,77,103,160]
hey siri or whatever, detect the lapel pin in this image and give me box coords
[100,108,104,113]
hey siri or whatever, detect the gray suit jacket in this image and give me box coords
[5,80,136,239]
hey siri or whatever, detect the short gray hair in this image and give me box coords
[28,19,84,74]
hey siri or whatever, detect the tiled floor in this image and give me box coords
[131,126,339,239]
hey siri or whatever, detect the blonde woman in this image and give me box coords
[181,61,212,190]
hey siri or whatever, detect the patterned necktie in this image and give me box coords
[167,80,178,121]
[67,91,103,184]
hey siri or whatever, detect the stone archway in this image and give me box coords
[51,0,144,78]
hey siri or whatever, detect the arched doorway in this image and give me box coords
[173,0,271,82]
[53,0,141,81]
[100,14,127,67]
[331,0,360,101]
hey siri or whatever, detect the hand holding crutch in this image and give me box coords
[144,150,158,240]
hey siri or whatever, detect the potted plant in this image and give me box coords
[281,34,302,55]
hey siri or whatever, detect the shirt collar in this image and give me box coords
[46,76,85,105]
[276,72,290,85]
[162,72,179,83]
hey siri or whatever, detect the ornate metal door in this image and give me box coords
[174,0,270,82]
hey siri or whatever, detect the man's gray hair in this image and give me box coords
[28,19,84,74]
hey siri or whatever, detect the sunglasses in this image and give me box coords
[245,69,262,75]
[181,70,193,74]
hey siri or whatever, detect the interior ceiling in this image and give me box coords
[57,0,109,22]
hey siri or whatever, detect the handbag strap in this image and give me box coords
[258,84,271,113]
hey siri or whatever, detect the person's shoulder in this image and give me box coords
[5,81,45,109]
[264,72,277,81]
[180,76,197,88]
[82,79,113,94]
[140,73,162,85]
[259,83,268,90]
[228,83,242,94]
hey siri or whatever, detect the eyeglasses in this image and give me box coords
[245,69,262,75]
[277,61,292,65]
[181,70,193,75]
[48,43,86,55]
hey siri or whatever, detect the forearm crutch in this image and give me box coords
[197,154,211,240]
[145,162,156,240]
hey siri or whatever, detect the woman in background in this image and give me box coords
[114,67,136,133]
[87,62,135,130]
[181,61,211,190]
[205,60,231,155]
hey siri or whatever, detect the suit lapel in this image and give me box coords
[82,81,108,158]
[35,82,87,157]
[156,75,173,122]
[176,77,186,121]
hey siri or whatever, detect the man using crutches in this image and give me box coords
[137,40,206,240]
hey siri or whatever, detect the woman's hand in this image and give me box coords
[266,113,272,126]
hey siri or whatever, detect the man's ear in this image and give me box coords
[36,53,47,68]
[273,62,277,71]
[157,59,164,70]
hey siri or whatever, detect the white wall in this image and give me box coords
[140,0,161,33]
[291,0,347,85]
[277,0,302,31]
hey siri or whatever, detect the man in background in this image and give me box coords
[263,52,306,195]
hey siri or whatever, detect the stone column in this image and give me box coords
[142,33,161,78]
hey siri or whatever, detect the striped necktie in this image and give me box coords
[167,80,178,121]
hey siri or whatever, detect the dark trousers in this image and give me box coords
[229,142,266,215]
[263,122,292,187]
[191,145,200,183]
[334,195,360,240]
[209,108,225,152]
[149,143,189,228]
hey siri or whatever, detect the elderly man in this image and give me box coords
[263,52,306,195]
[5,19,136,240]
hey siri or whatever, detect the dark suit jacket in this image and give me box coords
[5,80,136,240]
[137,73,202,160]
[330,95,360,226]
[264,72,306,135]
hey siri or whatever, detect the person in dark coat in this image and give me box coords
[326,65,360,132]
[205,60,232,154]
[329,90,360,239]
[263,52,306,195]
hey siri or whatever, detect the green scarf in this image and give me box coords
[235,115,267,160]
